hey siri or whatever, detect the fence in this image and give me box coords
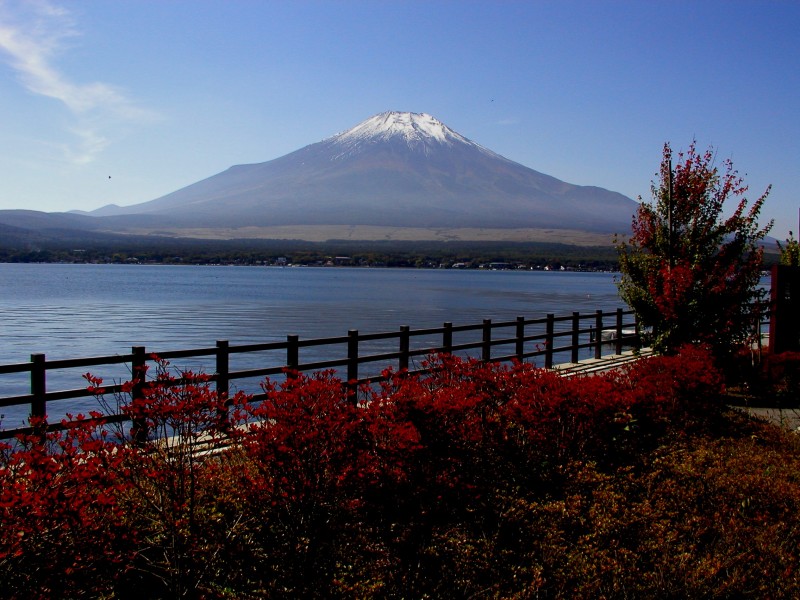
[0,308,638,440]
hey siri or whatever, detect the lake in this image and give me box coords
[0,263,625,361]
[0,263,626,427]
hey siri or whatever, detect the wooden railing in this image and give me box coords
[0,308,638,440]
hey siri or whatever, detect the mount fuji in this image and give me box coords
[89,111,636,241]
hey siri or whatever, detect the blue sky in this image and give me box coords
[0,0,797,237]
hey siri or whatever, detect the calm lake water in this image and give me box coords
[0,263,625,427]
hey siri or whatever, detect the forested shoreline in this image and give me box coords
[0,238,624,270]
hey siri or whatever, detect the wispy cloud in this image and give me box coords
[0,0,156,164]
[64,126,110,165]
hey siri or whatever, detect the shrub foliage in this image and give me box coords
[2,347,800,598]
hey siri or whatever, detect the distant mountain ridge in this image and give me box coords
[89,111,637,234]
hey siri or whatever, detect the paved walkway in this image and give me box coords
[732,406,800,432]
[551,347,655,376]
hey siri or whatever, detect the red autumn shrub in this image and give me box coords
[762,351,800,403]
[232,370,381,595]
[92,359,253,598]
[3,343,793,599]
[0,415,135,599]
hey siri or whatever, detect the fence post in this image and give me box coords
[615,308,624,355]
[347,330,359,402]
[30,353,46,421]
[571,312,580,364]
[443,322,453,354]
[216,340,229,401]
[215,340,230,429]
[595,310,603,360]
[399,326,410,372]
[515,316,525,361]
[482,319,492,363]
[287,334,299,379]
[131,346,148,445]
[545,314,555,369]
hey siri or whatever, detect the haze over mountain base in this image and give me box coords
[116,225,615,245]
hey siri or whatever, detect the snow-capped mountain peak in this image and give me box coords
[327,111,497,159]
[335,111,462,144]
[83,110,637,236]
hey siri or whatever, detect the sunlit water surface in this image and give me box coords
[1,263,624,427]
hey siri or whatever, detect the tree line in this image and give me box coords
[0,238,622,270]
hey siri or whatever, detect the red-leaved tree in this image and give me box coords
[616,142,772,357]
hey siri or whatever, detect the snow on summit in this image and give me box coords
[338,112,460,144]
[328,111,497,158]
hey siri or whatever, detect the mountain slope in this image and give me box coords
[94,112,636,234]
